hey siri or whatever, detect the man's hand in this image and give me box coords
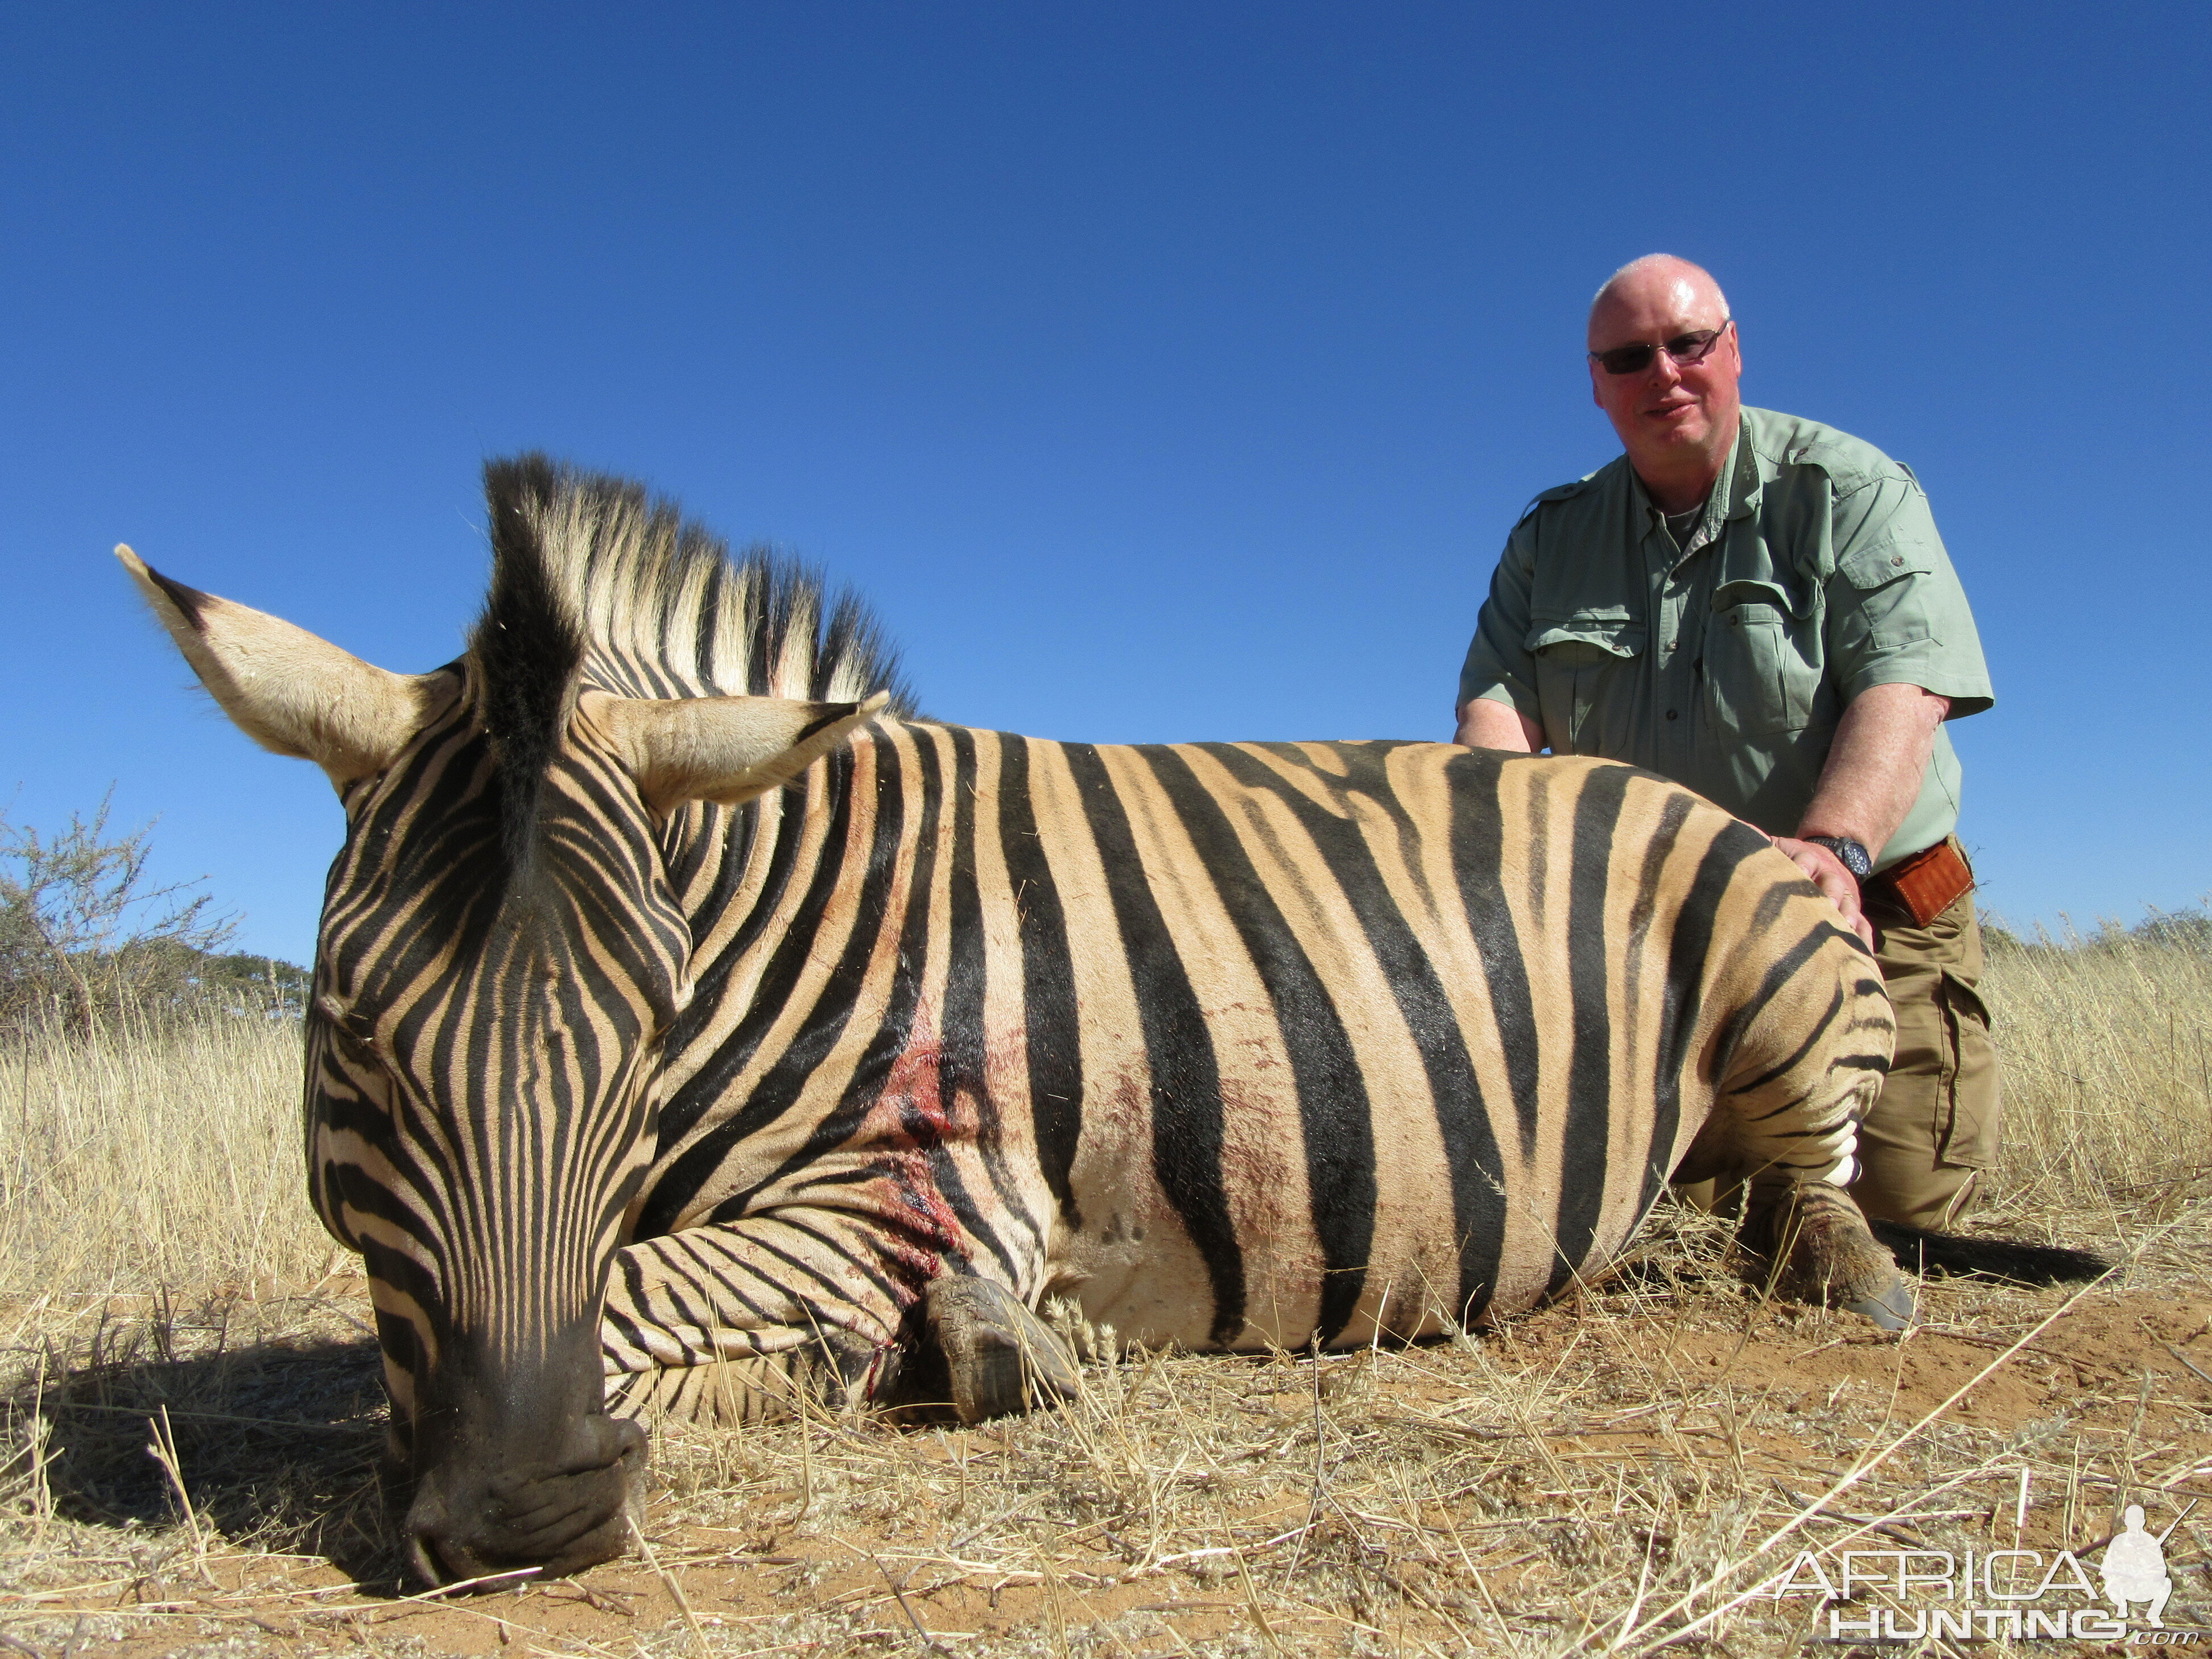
[1771,835,1874,948]
[1786,682,1951,951]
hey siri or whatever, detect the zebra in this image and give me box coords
[116,456,2067,1584]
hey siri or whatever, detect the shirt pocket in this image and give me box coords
[1836,533,1938,650]
[1703,580,1822,737]
[1528,608,1644,751]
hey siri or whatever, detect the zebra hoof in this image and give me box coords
[1743,1181,1914,1324]
[1844,1281,1918,1331]
[925,1277,1082,1424]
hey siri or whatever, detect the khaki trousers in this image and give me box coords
[1674,862,2002,1230]
[1848,881,2002,1228]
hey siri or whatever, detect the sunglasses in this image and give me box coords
[1587,322,1732,377]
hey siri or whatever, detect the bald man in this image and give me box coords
[1455,255,1999,1229]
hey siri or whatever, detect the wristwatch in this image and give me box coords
[1803,835,1873,882]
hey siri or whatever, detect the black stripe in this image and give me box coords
[650,1256,727,1343]
[1622,790,1693,1215]
[603,1255,657,1353]
[1550,764,1629,1295]
[1141,745,1375,1347]
[942,729,1047,1251]
[1831,1051,1891,1076]
[660,1232,783,1322]
[337,735,502,1016]
[713,1223,885,1314]
[1644,821,1759,1214]
[1204,742,1505,1327]
[669,795,757,946]
[995,734,1084,1227]
[1445,751,1544,1159]
[764,1208,911,1307]
[145,566,211,628]
[744,576,773,697]
[693,568,724,689]
[1060,742,1245,1346]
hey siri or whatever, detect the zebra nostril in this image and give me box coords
[405,1513,472,1588]
[609,1415,647,1464]
[407,1531,453,1587]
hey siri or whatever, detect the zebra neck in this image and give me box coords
[652,736,914,1136]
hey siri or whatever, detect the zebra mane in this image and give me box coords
[470,453,916,870]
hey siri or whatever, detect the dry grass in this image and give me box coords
[0,1017,330,1302]
[1980,921,2212,1239]
[3,928,2208,1656]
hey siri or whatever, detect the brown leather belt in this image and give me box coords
[1867,836,1974,928]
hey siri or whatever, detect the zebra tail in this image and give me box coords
[1867,1219,2110,1286]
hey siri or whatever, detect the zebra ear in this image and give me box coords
[117,544,446,786]
[593,690,890,811]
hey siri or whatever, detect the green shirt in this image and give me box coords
[1458,406,1993,869]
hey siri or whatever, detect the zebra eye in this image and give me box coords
[316,993,382,1052]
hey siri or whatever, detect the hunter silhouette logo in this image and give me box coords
[2103,1505,2174,1628]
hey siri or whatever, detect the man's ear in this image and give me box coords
[588,689,890,812]
[117,545,449,786]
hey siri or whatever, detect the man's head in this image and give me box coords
[1586,254,1741,500]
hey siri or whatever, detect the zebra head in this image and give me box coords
[117,460,898,1584]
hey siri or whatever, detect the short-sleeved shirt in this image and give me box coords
[1458,406,1993,870]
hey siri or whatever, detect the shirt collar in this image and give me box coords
[1720,415,1761,521]
[1629,418,1745,555]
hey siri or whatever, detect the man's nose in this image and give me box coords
[1647,346,1683,385]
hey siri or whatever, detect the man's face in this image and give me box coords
[1586,272,1741,476]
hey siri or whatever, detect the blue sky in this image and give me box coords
[5,3,2206,963]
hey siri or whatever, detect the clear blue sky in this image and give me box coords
[5,3,2206,963]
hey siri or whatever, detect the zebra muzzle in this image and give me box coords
[402,1409,646,1587]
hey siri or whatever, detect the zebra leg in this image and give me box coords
[1713,949,1914,1328]
[1739,1182,1916,1329]
[923,1276,1082,1424]
[600,1216,913,1427]
[607,1329,897,1427]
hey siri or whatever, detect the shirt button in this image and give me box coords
[1665,709,1678,721]
[1891,555,1904,566]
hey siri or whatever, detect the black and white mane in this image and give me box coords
[465,453,917,865]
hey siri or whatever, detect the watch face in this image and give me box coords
[1814,837,1872,878]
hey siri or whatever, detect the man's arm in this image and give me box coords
[1454,513,1547,749]
[1454,696,1542,751]
[1773,681,1951,944]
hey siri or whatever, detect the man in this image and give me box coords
[1455,254,1997,1228]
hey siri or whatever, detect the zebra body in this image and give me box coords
[119,457,1893,1581]
[606,723,1881,1420]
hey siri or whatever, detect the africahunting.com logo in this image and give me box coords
[1769,1503,2194,1643]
